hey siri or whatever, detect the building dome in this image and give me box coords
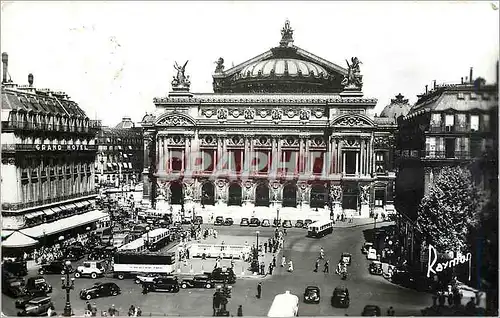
[238,58,329,80]
[380,93,411,119]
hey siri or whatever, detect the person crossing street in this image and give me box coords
[256,282,262,299]
[314,259,319,272]
[323,260,330,273]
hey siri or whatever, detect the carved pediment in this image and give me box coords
[200,135,217,146]
[156,113,196,127]
[255,136,272,146]
[331,114,374,127]
[227,136,244,146]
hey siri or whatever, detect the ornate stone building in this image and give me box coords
[141,21,397,219]
[1,53,104,253]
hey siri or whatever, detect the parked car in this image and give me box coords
[194,216,203,225]
[303,286,320,304]
[143,276,180,293]
[17,296,55,316]
[207,267,237,284]
[38,261,72,275]
[362,305,381,316]
[15,290,48,309]
[261,219,271,227]
[215,216,224,226]
[181,216,192,224]
[2,260,28,277]
[25,276,52,294]
[134,273,159,284]
[180,275,213,289]
[249,218,261,227]
[331,286,350,308]
[74,261,106,279]
[79,282,121,300]
[391,267,434,292]
[224,218,234,226]
[240,218,249,226]
[2,278,26,298]
[340,253,352,266]
[369,261,383,275]
[272,218,281,227]
[303,219,313,228]
[366,248,378,260]
[361,242,374,254]
[295,220,304,228]
[282,220,292,228]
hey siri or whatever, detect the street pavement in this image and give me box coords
[2,220,432,316]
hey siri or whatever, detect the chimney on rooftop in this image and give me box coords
[2,52,8,84]
[425,85,428,94]
[470,67,473,83]
[433,80,436,89]
[461,77,463,84]
[496,61,498,85]
[28,73,34,87]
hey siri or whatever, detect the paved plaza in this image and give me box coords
[2,220,434,317]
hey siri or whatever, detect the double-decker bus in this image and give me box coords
[113,252,176,280]
[307,219,334,238]
[142,228,170,251]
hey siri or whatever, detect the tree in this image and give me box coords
[416,166,483,253]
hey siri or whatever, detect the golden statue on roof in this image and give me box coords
[280,19,294,47]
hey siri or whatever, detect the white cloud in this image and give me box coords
[1,1,498,126]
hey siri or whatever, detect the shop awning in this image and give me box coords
[20,210,108,239]
[65,204,77,210]
[74,202,85,208]
[43,209,55,216]
[51,206,62,213]
[2,231,38,248]
[1,230,14,239]
[127,163,132,169]
[25,211,44,219]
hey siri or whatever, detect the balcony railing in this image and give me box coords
[2,189,99,211]
[1,120,96,134]
[429,124,486,133]
[424,150,471,159]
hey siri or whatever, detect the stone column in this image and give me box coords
[249,137,254,173]
[337,139,343,174]
[243,136,250,172]
[360,139,365,175]
[355,152,359,176]
[342,152,346,175]
[276,136,282,173]
[272,136,278,174]
[298,137,304,173]
[303,139,309,174]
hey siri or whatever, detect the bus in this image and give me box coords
[307,219,334,238]
[142,228,170,251]
[113,252,176,279]
[267,291,299,317]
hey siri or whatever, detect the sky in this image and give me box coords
[1,1,499,127]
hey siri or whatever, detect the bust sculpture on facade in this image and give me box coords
[341,57,363,90]
[172,60,191,89]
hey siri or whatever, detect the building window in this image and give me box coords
[426,137,436,157]
[375,190,385,207]
[431,113,441,126]
[344,151,357,175]
[253,150,270,173]
[170,149,183,171]
[445,114,454,131]
[312,151,324,174]
[229,150,244,173]
[281,151,297,174]
[456,114,466,131]
[201,150,215,172]
[482,114,490,132]
[470,115,479,131]
[445,138,456,158]
[375,152,385,173]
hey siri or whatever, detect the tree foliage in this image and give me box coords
[416,166,483,253]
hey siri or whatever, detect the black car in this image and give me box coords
[272,218,281,227]
[215,216,224,226]
[17,296,55,317]
[369,261,383,275]
[3,278,26,298]
[79,282,121,300]
[143,276,180,293]
[303,219,313,228]
[261,219,271,227]
[208,268,237,284]
[331,286,350,308]
[240,218,249,226]
[362,305,381,316]
[38,261,71,275]
[224,218,234,226]
[194,216,203,225]
[249,218,260,227]
[303,286,320,304]
[15,290,48,309]
[391,267,434,292]
[2,260,28,277]
[180,275,213,289]
[282,220,292,228]
[25,277,52,294]
[295,220,304,228]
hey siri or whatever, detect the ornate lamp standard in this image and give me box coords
[145,226,151,250]
[61,260,75,316]
[276,208,280,227]
[255,231,260,260]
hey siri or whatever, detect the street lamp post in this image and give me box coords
[276,208,280,227]
[145,226,151,250]
[61,260,75,317]
[255,231,260,259]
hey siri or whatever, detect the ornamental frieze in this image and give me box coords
[334,115,371,127]
[255,136,272,146]
[285,109,297,118]
[227,136,244,146]
[153,96,378,104]
[157,115,194,127]
[230,109,241,118]
[313,109,324,118]
[217,108,229,122]
[299,109,311,121]
[373,136,395,148]
[199,135,217,146]
[258,109,270,118]
[342,138,360,148]
[271,108,283,123]
[281,136,299,147]
[165,135,185,146]
[243,108,255,122]
[201,109,215,118]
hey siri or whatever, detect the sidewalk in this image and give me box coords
[333,219,393,228]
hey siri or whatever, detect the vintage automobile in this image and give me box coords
[361,242,374,254]
[38,261,72,275]
[224,218,234,226]
[331,286,350,308]
[249,218,261,227]
[215,216,225,226]
[295,220,304,228]
[366,248,378,260]
[272,218,281,227]
[134,273,160,284]
[180,275,213,289]
[206,267,236,284]
[143,276,180,293]
[303,286,320,304]
[261,219,271,227]
[79,282,121,300]
[15,290,48,309]
[303,219,313,228]
[2,278,26,298]
[240,218,249,227]
[282,220,292,228]
[25,276,52,294]
[2,260,28,277]
[181,216,192,224]
[369,261,383,275]
[340,253,352,266]
[74,261,106,279]
[17,296,55,316]
[361,305,381,316]
[194,216,203,225]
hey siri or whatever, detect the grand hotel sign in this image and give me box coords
[4,144,98,152]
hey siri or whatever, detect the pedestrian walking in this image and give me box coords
[272,255,277,268]
[257,282,262,299]
[283,229,287,236]
[136,307,142,317]
[128,305,135,316]
[281,255,286,267]
[323,260,329,273]
[314,259,319,272]
[387,307,395,316]
[288,260,294,272]
[264,242,268,253]
[268,264,273,275]
[86,301,92,312]
[237,305,243,317]
[260,262,265,275]
[91,303,97,317]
